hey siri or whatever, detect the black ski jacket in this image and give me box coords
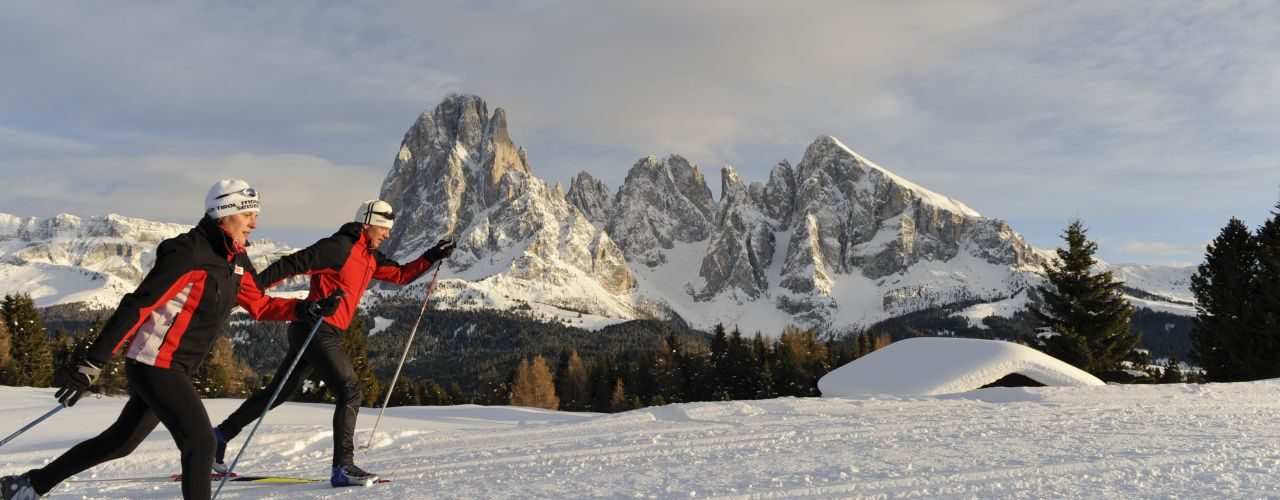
[87,216,300,375]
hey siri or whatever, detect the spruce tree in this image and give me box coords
[2,293,53,387]
[1252,198,1280,379]
[1031,220,1140,377]
[1189,218,1258,381]
[1159,359,1185,384]
[555,350,590,411]
[721,327,767,400]
[0,312,10,374]
[651,335,685,404]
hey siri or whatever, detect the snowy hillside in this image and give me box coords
[2,380,1278,498]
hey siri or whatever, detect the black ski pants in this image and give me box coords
[27,361,216,499]
[218,319,362,466]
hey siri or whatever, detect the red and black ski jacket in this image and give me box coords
[87,216,300,375]
[257,222,433,330]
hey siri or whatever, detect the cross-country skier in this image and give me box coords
[1,180,342,500]
[210,199,454,487]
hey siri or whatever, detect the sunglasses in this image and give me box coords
[215,187,258,200]
[368,210,395,221]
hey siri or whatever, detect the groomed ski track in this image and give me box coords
[1,381,1278,498]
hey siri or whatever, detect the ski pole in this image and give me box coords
[362,264,441,453]
[214,301,336,500]
[0,404,64,448]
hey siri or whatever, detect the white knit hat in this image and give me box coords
[205,179,261,219]
[355,200,395,229]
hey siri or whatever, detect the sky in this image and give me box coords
[2,1,1278,266]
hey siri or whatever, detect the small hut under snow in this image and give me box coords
[818,337,1104,397]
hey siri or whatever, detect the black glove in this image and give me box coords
[53,359,101,407]
[297,289,344,320]
[423,239,456,263]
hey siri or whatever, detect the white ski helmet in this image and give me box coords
[205,179,260,219]
[355,200,395,229]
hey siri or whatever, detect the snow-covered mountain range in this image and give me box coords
[0,213,294,310]
[0,94,1196,332]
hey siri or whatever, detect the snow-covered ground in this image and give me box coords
[2,380,1278,499]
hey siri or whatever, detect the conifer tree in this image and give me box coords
[474,367,508,406]
[418,379,450,405]
[509,355,559,410]
[1252,198,1280,379]
[608,378,628,412]
[1,293,53,387]
[1159,359,1185,384]
[721,327,767,399]
[651,335,686,404]
[1031,220,1140,377]
[1190,218,1258,381]
[194,336,239,397]
[388,378,420,406]
[0,312,10,374]
[555,350,591,411]
[710,323,728,367]
[771,326,827,396]
[447,382,467,405]
[679,342,716,401]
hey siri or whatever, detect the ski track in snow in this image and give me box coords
[1,382,1278,499]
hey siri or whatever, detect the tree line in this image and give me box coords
[1026,193,1280,384]
[0,293,889,413]
[1189,198,1280,382]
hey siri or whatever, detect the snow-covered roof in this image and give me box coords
[818,337,1104,397]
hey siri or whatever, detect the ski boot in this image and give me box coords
[212,427,229,474]
[330,464,378,487]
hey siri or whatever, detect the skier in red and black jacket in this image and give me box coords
[0,180,343,500]
[211,199,455,487]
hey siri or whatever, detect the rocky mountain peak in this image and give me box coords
[381,94,533,259]
[565,171,615,228]
[375,96,639,319]
[608,155,715,267]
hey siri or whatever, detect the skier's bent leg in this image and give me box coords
[25,391,159,495]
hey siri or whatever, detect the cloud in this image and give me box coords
[3,1,1280,263]
[0,126,98,156]
[1118,240,1207,258]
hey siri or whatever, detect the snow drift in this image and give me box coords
[818,337,1104,397]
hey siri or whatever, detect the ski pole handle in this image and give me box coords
[0,404,65,449]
